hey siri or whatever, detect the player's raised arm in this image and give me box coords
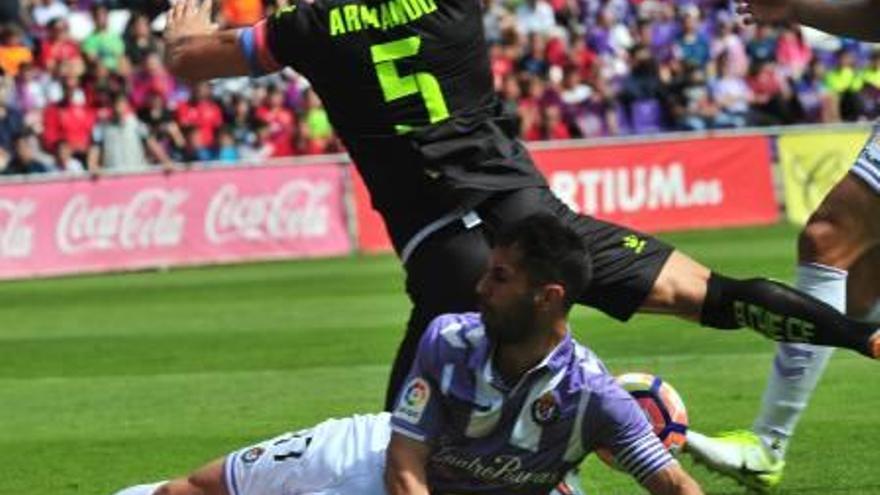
[164,0,263,83]
[642,463,703,495]
[739,0,880,41]
[385,432,431,495]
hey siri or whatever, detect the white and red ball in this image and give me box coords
[616,372,688,453]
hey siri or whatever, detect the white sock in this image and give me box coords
[752,263,844,461]
[112,481,166,495]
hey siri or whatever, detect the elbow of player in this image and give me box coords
[383,462,405,494]
[669,478,703,495]
[644,465,704,495]
[383,459,420,495]
[668,473,704,495]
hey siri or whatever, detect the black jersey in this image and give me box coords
[250,0,546,249]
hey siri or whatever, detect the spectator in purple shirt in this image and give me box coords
[650,3,680,60]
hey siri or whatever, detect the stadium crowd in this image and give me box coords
[0,0,878,175]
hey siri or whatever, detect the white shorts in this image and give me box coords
[853,125,880,194]
[224,412,392,495]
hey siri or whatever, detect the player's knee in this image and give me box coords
[799,176,880,265]
[797,205,865,267]
[798,216,839,264]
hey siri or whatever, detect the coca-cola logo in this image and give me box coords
[56,189,188,254]
[0,198,35,258]
[205,180,332,244]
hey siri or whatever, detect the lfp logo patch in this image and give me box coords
[394,377,431,424]
[531,391,560,425]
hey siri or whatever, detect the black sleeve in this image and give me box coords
[262,2,329,74]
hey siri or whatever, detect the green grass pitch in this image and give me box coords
[1,224,878,495]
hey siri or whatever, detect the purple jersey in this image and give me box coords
[391,313,674,494]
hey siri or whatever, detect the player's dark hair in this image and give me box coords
[493,214,592,309]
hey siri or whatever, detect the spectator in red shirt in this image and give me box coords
[489,44,514,90]
[131,52,175,109]
[776,25,813,80]
[545,32,568,68]
[518,75,545,137]
[42,79,96,155]
[175,81,223,148]
[747,60,794,124]
[294,120,324,155]
[568,38,598,83]
[38,18,81,71]
[542,105,571,140]
[82,61,127,115]
[254,85,295,157]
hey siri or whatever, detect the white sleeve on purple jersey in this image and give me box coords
[389,314,461,443]
[585,374,676,485]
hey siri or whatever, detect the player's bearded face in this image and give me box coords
[478,247,540,345]
[482,292,538,345]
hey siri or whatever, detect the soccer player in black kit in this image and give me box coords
[163,0,880,411]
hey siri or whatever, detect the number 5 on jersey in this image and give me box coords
[370,36,449,133]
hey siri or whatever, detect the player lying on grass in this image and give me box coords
[684,0,880,492]
[111,216,703,495]
[163,0,880,415]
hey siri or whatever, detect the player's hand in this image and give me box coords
[735,0,796,24]
[165,0,218,44]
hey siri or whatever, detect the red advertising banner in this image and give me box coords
[352,135,778,252]
[0,163,352,279]
[535,135,778,232]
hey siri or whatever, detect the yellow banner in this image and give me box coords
[777,130,870,224]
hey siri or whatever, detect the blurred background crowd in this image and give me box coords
[0,0,878,175]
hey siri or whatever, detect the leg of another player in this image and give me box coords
[848,245,880,322]
[540,183,878,355]
[638,190,880,357]
[686,173,880,492]
[752,174,880,453]
[112,459,226,495]
[750,174,880,464]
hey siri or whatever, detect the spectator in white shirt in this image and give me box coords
[515,0,556,36]
[53,139,85,175]
[30,0,69,27]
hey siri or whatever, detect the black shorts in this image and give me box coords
[404,186,674,321]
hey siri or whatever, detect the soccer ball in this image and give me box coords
[616,372,689,454]
[596,372,689,468]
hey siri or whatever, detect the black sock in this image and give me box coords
[700,273,877,356]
